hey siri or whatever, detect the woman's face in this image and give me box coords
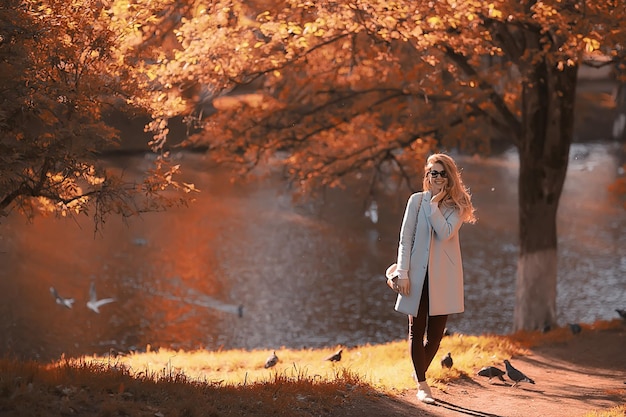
[427,161,448,194]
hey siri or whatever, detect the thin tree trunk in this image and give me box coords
[613,82,626,141]
[514,58,578,331]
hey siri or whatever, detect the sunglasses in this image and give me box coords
[428,170,447,178]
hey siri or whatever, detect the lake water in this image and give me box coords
[0,142,624,361]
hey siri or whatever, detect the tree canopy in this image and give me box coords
[0,0,194,227]
[126,0,625,190]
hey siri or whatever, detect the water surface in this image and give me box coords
[0,143,624,361]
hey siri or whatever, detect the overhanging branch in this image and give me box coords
[442,44,522,145]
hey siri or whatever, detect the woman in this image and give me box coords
[392,153,476,404]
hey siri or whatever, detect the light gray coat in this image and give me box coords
[395,191,465,316]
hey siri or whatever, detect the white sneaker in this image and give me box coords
[417,381,435,404]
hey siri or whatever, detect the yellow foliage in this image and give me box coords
[583,37,601,53]
[427,16,442,28]
[488,4,503,19]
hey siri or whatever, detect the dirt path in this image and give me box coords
[339,325,626,417]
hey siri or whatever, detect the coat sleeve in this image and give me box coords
[396,193,422,278]
[428,201,462,241]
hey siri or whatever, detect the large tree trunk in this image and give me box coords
[513,59,578,332]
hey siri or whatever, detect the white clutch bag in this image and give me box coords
[385,263,400,292]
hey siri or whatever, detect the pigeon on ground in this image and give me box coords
[616,309,626,320]
[504,360,535,387]
[264,351,278,368]
[440,352,453,369]
[50,287,75,309]
[568,323,582,335]
[325,348,343,362]
[86,281,116,313]
[477,366,506,382]
[109,348,128,358]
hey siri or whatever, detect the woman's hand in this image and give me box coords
[396,278,410,295]
[431,188,447,204]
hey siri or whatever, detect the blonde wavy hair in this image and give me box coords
[422,153,477,224]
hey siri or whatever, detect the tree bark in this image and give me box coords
[612,82,626,141]
[514,57,578,331]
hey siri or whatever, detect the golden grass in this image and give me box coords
[582,405,626,417]
[1,356,362,417]
[507,319,623,348]
[1,319,623,417]
[70,332,526,394]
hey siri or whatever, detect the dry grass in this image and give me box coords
[72,332,526,393]
[1,320,622,417]
[507,319,622,348]
[1,356,362,417]
[582,405,626,417]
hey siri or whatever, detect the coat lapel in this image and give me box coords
[441,203,456,219]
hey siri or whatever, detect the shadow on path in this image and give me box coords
[434,399,504,417]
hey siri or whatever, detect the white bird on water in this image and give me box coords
[364,200,378,224]
[50,287,75,309]
[87,281,116,313]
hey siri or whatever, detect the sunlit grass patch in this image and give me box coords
[70,332,526,394]
[582,405,626,417]
[507,319,623,348]
[36,319,621,395]
[79,346,364,386]
[1,355,363,417]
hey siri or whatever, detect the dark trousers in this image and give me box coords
[408,274,448,382]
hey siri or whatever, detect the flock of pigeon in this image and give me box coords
[445,309,626,387]
[477,360,536,387]
[50,281,116,314]
[437,350,535,387]
[264,345,535,387]
[264,348,343,369]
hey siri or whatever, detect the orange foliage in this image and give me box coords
[3,0,625,220]
[0,0,195,225]
[108,0,626,193]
